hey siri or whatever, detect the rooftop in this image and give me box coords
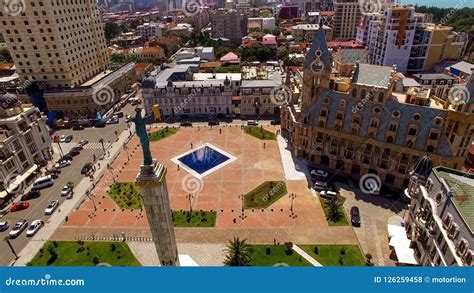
[352,63,393,89]
[451,61,474,75]
[434,167,474,232]
[412,73,456,80]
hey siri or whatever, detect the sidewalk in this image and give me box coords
[292,244,322,266]
[276,135,308,181]
[11,124,136,266]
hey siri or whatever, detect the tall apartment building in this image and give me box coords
[281,24,474,191]
[0,1,135,117]
[332,0,361,40]
[407,23,467,73]
[0,94,51,208]
[136,22,162,42]
[404,156,473,266]
[0,0,109,88]
[210,9,248,45]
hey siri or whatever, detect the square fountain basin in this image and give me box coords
[171,144,237,178]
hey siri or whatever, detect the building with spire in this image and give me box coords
[281,23,474,191]
[404,156,473,266]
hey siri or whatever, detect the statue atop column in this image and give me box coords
[132,107,153,166]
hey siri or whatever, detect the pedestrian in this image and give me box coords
[190,143,193,149]
[219,128,222,134]
[263,142,266,149]
[177,165,180,171]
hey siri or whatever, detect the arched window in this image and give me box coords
[360,89,366,99]
[378,92,384,102]
[351,88,357,98]
[386,136,394,143]
[426,145,435,153]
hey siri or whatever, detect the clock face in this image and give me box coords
[310,59,324,75]
[315,49,322,58]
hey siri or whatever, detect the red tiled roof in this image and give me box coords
[327,40,364,49]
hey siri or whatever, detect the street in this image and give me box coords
[0,104,136,266]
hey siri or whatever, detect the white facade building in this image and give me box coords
[136,22,162,42]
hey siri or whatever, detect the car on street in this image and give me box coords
[313,181,330,191]
[310,169,329,181]
[72,125,85,131]
[247,120,258,126]
[60,135,73,143]
[55,159,72,169]
[44,170,59,179]
[319,190,339,200]
[115,111,124,118]
[180,121,192,127]
[208,120,220,126]
[68,149,80,157]
[81,163,93,175]
[10,202,30,212]
[0,221,9,232]
[44,200,59,215]
[270,119,281,125]
[350,206,361,227]
[61,185,73,197]
[106,116,119,124]
[9,219,28,238]
[95,121,106,128]
[79,139,89,146]
[125,115,132,123]
[26,220,44,237]
[21,190,41,201]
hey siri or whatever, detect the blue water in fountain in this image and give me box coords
[178,146,230,174]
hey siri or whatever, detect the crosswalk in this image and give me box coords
[83,142,112,150]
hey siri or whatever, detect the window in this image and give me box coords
[408,126,417,136]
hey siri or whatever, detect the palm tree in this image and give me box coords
[223,237,252,266]
[4,236,18,259]
[324,199,343,223]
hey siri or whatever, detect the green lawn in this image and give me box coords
[108,182,142,209]
[319,198,349,226]
[299,244,365,266]
[244,126,277,140]
[249,245,311,266]
[260,11,271,18]
[215,64,241,73]
[244,181,287,209]
[172,211,216,227]
[29,241,141,266]
[149,127,178,142]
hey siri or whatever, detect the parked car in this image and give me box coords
[79,139,89,146]
[106,116,119,124]
[61,184,73,197]
[95,121,106,128]
[10,202,30,212]
[32,175,54,190]
[45,169,60,179]
[319,190,338,200]
[26,220,44,237]
[313,181,330,191]
[72,125,84,131]
[0,221,9,232]
[247,120,258,126]
[125,115,132,123]
[60,135,73,143]
[310,169,329,181]
[55,159,72,169]
[350,206,361,227]
[270,119,281,125]
[208,120,220,126]
[81,163,93,175]
[68,149,80,157]
[21,190,41,201]
[9,219,28,238]
[44,200,59,215]
[180,121,192,127]
[114,111,124,118]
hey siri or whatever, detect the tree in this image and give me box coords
[0,47,12,63]
[272,28,282,36]
[223,237,252,266]
[324,199,343,223]
[104,22,120,42]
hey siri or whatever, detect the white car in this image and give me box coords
[61,185,72,196]
[44,200,59,215]
[247,120,258,126]
[106,116,119,124]
[79,139,89,146]
[26,220,44,237]
[310,169,328,180]
[313,181,329,191]
[320,190,338,200]
[55,159,72,169]
[9,219,28,238]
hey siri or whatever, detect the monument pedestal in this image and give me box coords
[136,160,179,266]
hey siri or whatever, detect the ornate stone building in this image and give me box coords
[404,156,473,266]
[281,24,474,191]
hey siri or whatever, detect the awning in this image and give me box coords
[393,243,418,265]
[387,224,406,238]
[0,165,38,199]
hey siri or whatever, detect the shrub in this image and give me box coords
[266,247,271,255]
[111,243,116,252]
[313,246,318,255]
[92,255,100,265]
[77,246,85,253]
[340,248,346,256]
[53,241,59,248]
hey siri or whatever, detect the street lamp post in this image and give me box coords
[289,193,297,219]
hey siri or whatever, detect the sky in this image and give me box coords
[400,0,474,8]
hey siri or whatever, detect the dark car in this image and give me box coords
[94,121,106,128]
[72,125,84,131]
[350,206,361,227]
[81,163,93,175]
[61,154,73,161]
[180,121,192,127]
[270,119,281,125]
[208,120,220,126]
[21,190,41,201]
